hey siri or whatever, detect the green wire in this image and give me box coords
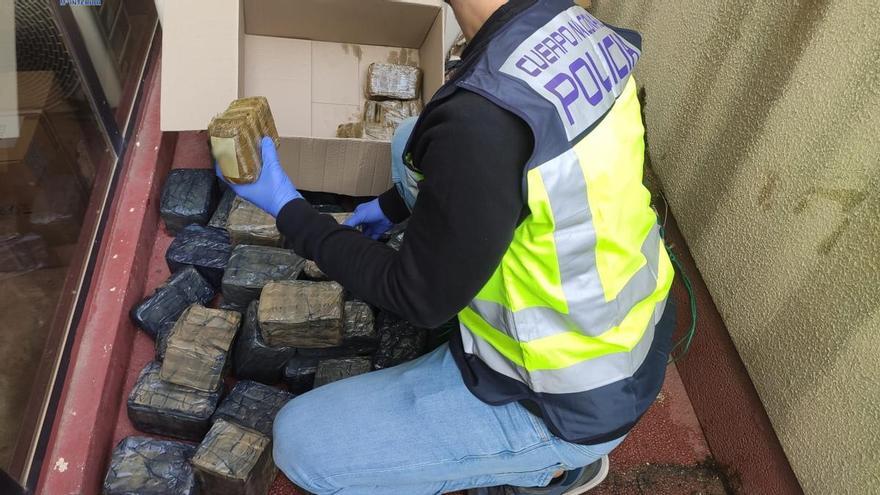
[656,197,698,364]
[666,244,698,363]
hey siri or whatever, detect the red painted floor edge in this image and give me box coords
[36,55,178,495]
[663,214,804,495]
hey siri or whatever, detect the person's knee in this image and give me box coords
[273,398,334,494]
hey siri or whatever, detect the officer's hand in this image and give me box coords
[215,136,302,217]
[343,198,394,240]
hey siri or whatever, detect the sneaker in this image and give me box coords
[467,455,610,495]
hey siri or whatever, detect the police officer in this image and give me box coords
[221,0,675,493]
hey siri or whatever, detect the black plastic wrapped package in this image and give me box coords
[208,189,236,228]
[103,436,197,495]
[313,357,372,388]
[211,380,294,436]
[282,356,320,394]
[130,267,215,338]
[232,301,298,384]
[165,225,231,287]
[192,419,276,495]
[160,169,218,234]
[222,245,305,312]
[127,361,222,441]
[373,312,428,370]
[155,321,175,361]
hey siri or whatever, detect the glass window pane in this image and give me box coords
[69,0,158,130]
[0,0,121,481]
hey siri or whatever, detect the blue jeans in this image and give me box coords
[273,344,624,494]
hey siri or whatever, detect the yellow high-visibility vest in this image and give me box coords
[403,0,675,444]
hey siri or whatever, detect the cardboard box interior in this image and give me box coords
[161,0,445,197]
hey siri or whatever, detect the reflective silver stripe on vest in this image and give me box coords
[468,148,662,341]
[460,298,666,395]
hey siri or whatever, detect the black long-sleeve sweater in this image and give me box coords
[276,1,534,327]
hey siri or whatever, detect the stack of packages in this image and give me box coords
[105,98,451,494]
[337,63,423,140]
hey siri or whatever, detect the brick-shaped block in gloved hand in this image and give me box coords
[160,305,241,392]
[222,245,305,312]
[165,224,231,287]
[127,361,222,441]
[258,280,344,348]
[103,436,197,495]
[373,312,428,370]
[192,419,276,495]
[211,380,294,437]
[160,169,219,234]
[226,197,282,247]
[313,357,372,388]
[130,267,215,338]
[233,300,298,384]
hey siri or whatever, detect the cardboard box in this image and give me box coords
[161,0,446,197]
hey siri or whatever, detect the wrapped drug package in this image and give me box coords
[373,312,428,369]
[282,356,320,394]
[362,100,422,140]
[366,63,422,100]
[103,436,197,495]
[258,280,345,348]
[313,357,372,388]
[226,197,282,247]
[208,188,237,229]
[301,260,328,281]
[211,380,294,436]
[127,361,222,441]
[130,267,216,338]
[192,419,276,495]
[222,245,305,312]
[232,301,298,384]
[165,224,232,287]
[160,305,241,392]
[159,169,219,234]
[335,121,364,139]
[297,300,378,359]
[155,321,175,361]
[209,96,280,185]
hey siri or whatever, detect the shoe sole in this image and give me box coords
[562,455,609,494]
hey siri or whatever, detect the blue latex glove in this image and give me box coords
[343,198,394,240]
[215,136,302,217]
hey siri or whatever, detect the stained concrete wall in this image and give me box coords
[590,1,879,493]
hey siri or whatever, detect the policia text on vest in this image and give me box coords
[501,8,641,140]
